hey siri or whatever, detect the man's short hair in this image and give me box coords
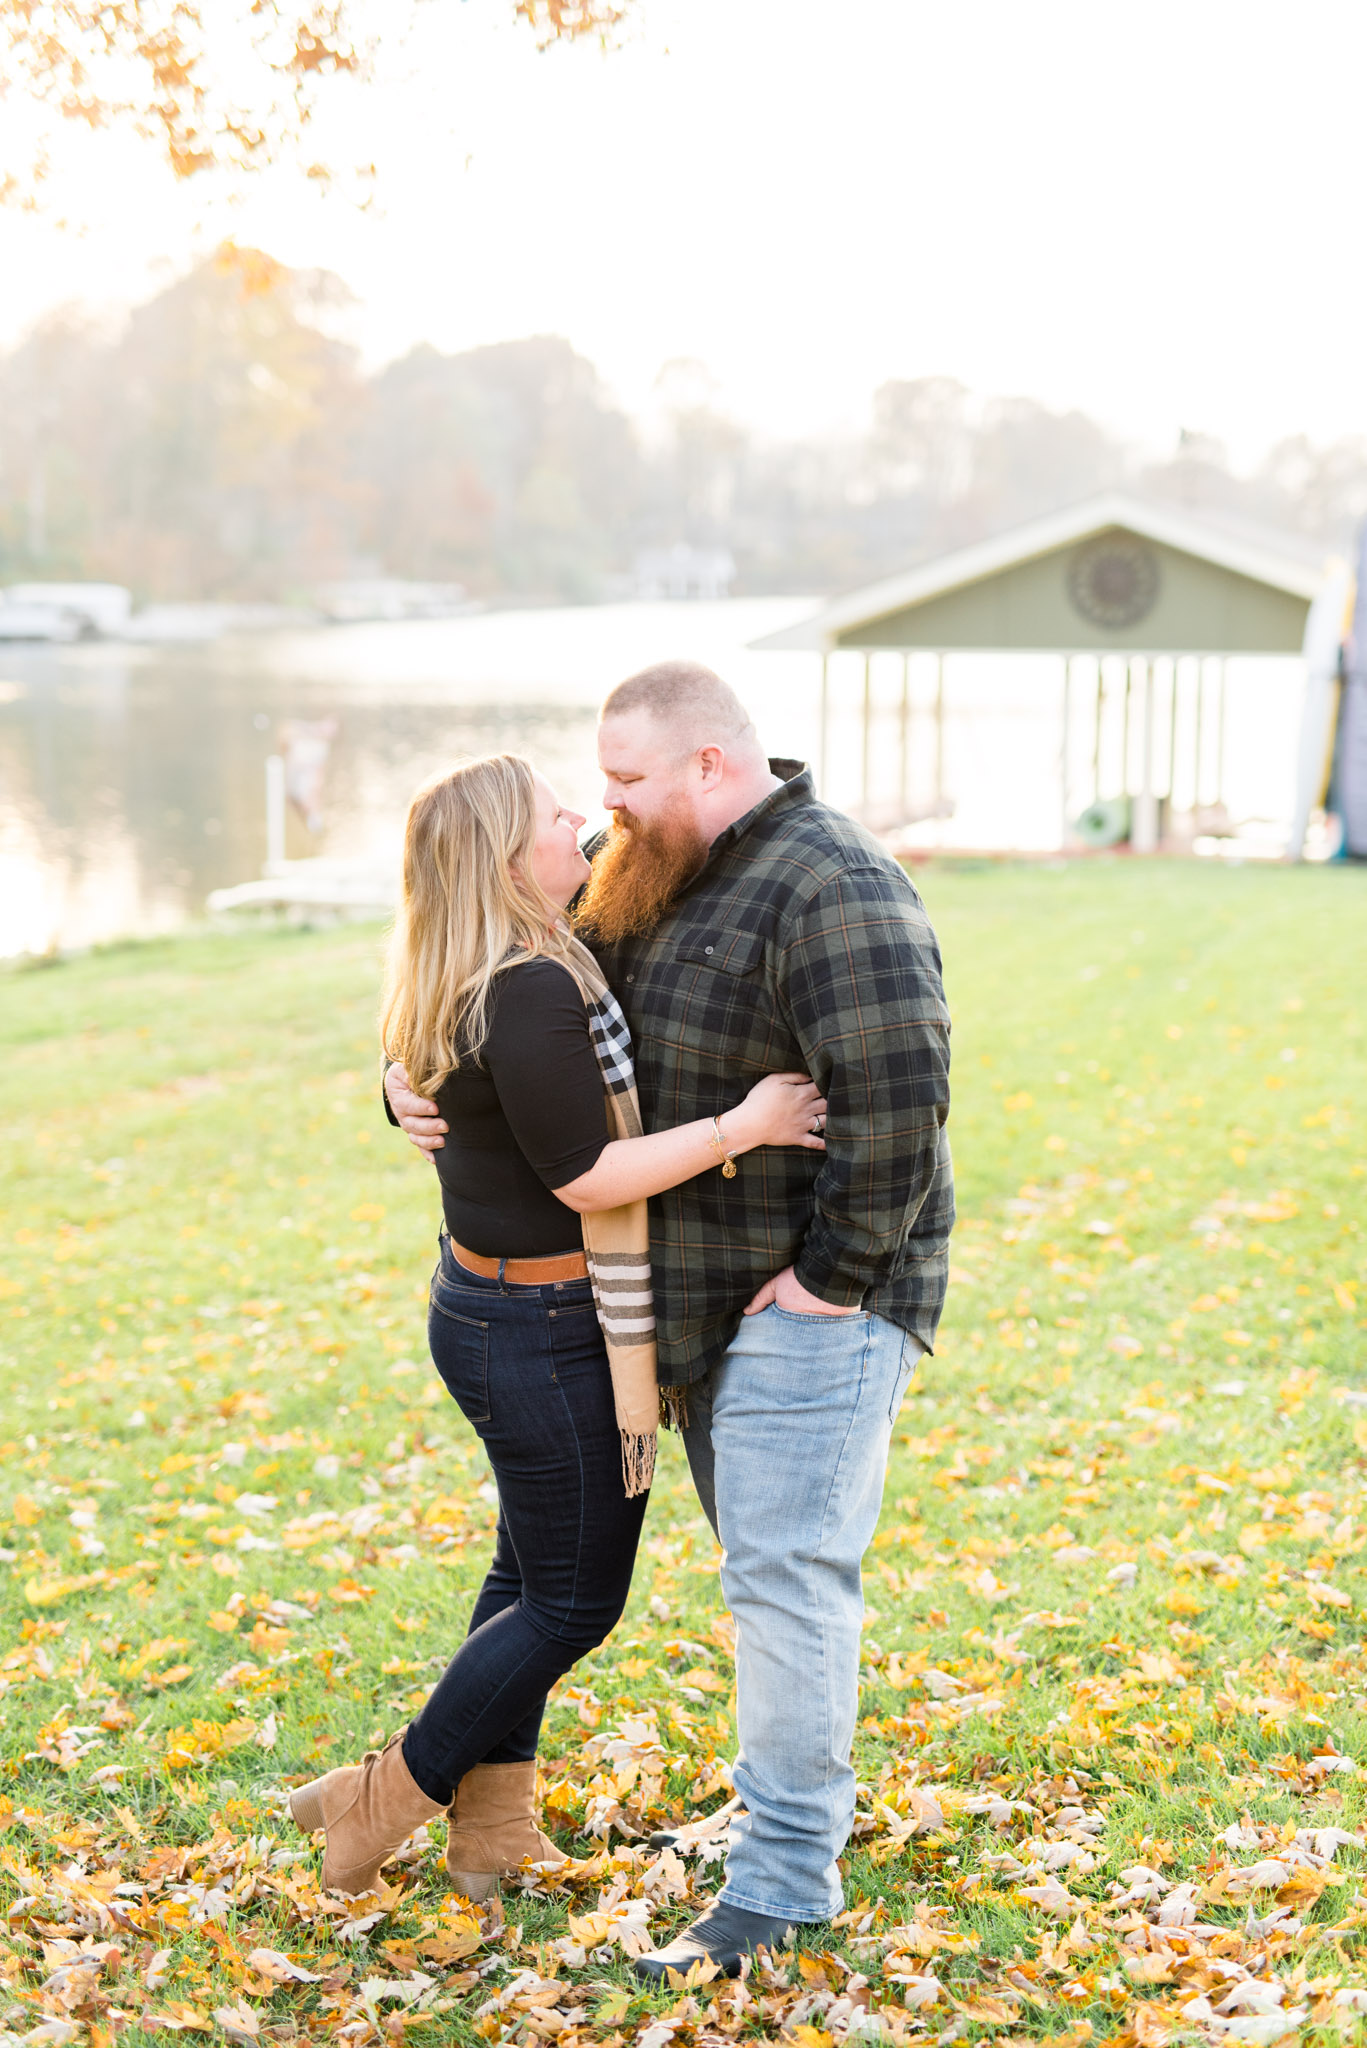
[601,660,756,756]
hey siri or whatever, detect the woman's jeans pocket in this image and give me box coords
[428,1291,492,1424]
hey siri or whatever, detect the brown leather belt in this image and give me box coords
[449,1238,589,1285]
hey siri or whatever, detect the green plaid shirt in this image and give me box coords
[586,760,954,1386]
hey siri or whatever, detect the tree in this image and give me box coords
[0,0,636,205]
[360,335,641,597]
[0,244,366,594]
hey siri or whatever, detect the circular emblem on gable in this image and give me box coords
[1067,535,1159,631]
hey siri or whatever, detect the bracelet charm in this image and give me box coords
[710,1114,738,1179]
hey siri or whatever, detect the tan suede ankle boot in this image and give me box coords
[444,1760,567,1901]
[289,1732,447,1897]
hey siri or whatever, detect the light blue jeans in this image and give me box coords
[680,1304,920,1923]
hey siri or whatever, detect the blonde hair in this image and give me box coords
[380,753,577,1096]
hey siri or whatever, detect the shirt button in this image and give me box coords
[626,973,635,983]
[704,945,714,955]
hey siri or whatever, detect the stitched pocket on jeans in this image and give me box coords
[771,1304,871,1327]
[888,1339,919,1423]
[427,1296,491,1423]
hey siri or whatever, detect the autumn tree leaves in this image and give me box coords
[0,0,635,204]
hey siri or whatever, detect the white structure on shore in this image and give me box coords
[0,582,133,640]
[633,544,735,601]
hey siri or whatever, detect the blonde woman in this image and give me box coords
[288,754,826,1900]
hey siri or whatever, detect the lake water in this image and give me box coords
[0,596,1307,958]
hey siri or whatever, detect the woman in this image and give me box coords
[288,753,826,1899]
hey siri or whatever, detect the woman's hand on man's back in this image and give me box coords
[384,1061,448,1156]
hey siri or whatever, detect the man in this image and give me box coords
[386,661,953,1975]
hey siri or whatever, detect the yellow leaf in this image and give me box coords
[25,1571,106,1606]
[1277,1865,1332,1908]
[144,1663,194,1690]
[679,1667,727,1693]
[247,1623,291,1654]
[123,1636,190,1677]
[1334,1282,1358,1312]
[1129,2002,1184,2045]
[957,1996,1021,2025]
[567,1911,615,1945]
[13,1494,39,1526]
[350,1203,386,1222]
[1164,1587,1205,1617]
[1124,1952,1178,1984]
[416,1916,485,1964]
[207,1611,239,1633]
[156,2003,212,2032]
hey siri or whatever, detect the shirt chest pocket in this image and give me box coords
[672,928,784,1066]
[677,928,765,977]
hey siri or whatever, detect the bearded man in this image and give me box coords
[385,661,954,1975]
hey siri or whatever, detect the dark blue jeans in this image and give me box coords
[402,1234,649,1804]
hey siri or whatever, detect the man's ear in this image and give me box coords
[696,744,726,790]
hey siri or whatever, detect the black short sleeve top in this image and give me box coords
[431,958,611,1258]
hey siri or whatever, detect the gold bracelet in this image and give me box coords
[710,1114,738,1179]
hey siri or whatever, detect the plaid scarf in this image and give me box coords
[555,931,659,1497]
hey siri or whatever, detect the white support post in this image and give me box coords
[861,652,873,818]
[1132,660,1158,854]
[265,754,286,874]
[899,653,911,817]
[933,654,945,808]
[817,653,829,797]
[1060,653,1072,847]
[1165,656,1181,831]
[1215,657,1227,808]
[1092,656,1105,803]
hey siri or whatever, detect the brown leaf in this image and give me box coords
[1127,2002,1185,2047]
[1124,1952,1178,1985]
[956,1994,1021,2024]
[1276,1865,1332,1908]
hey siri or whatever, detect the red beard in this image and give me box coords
[575,806,710,943]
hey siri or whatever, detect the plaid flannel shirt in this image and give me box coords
[585,760,954,1386]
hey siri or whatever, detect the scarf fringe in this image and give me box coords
[620,1430,657,1499]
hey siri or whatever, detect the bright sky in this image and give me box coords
[3,0,1365,463]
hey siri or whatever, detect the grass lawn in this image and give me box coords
[1,858,1366,2046]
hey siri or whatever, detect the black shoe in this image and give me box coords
[630,1901,796,1983]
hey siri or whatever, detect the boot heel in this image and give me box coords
[447,1867,499,1902]
[289,1783,327,1834]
